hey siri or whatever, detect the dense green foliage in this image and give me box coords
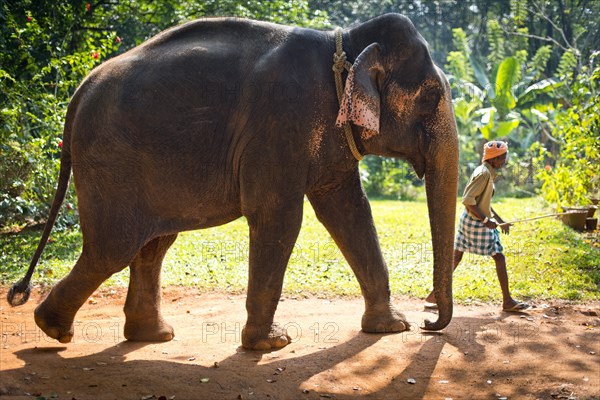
[439,2,598,200]
[534,66,599,208]
[2,198,598,301]
[1,1,121,226]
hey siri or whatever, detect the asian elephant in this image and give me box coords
[8,13,459,350]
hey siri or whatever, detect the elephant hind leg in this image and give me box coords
[124,234,178,342]
[34,248,133,343]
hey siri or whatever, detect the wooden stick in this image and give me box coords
[499,212,577,227]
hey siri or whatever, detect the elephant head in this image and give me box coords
[338,15,459,330]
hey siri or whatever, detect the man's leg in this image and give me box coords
[425,249,464,304]
[492,253,520,309]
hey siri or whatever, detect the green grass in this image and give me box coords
[1,197,599,303]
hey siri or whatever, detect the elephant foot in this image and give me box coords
[34,302,75,343]
[242,323,292,350]
[124,317,175,342]
[361,304,410,333]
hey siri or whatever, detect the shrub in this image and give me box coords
[535,65,600,208]
[0,3,120,228]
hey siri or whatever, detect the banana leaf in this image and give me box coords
[494,57,519,118]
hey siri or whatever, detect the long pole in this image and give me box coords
[499,212,578,227]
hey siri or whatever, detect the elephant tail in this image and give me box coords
[7,101,75,307]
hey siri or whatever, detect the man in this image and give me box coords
[425,140,530,312]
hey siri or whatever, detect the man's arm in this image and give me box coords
[491,207,510,234]
[491,207,504,223]
[465,204,499,230]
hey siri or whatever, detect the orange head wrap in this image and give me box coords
[483,141,508,161]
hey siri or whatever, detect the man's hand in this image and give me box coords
[490,207,510,234]
[484,218,498,230]
[500,223,511,235]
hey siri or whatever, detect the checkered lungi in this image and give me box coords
[454,210,503,256]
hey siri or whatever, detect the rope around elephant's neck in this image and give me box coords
[332,28,363,161]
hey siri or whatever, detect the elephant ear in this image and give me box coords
[336,43,384,139]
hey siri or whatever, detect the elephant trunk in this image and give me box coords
[422,140,459,331]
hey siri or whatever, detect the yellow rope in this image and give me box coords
[332,28,363,161]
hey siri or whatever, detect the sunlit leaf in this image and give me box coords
[496,119,520,137]
[494,57,520,117]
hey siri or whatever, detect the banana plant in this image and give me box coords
[471,56,564,142]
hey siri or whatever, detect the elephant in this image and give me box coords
[8,13,459,350]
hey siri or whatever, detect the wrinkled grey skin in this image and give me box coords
[21,14,458,350]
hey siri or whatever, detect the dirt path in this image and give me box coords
[1,287,599,400]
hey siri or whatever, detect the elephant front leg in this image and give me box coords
[124,234,178,342]
[242,204,303,350]
[308,171,409,334]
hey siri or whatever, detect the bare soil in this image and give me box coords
[1,287,599,400]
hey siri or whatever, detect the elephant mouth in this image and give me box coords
[384,150,426,180]
[402,154,426,180]
[411,157,426,179]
